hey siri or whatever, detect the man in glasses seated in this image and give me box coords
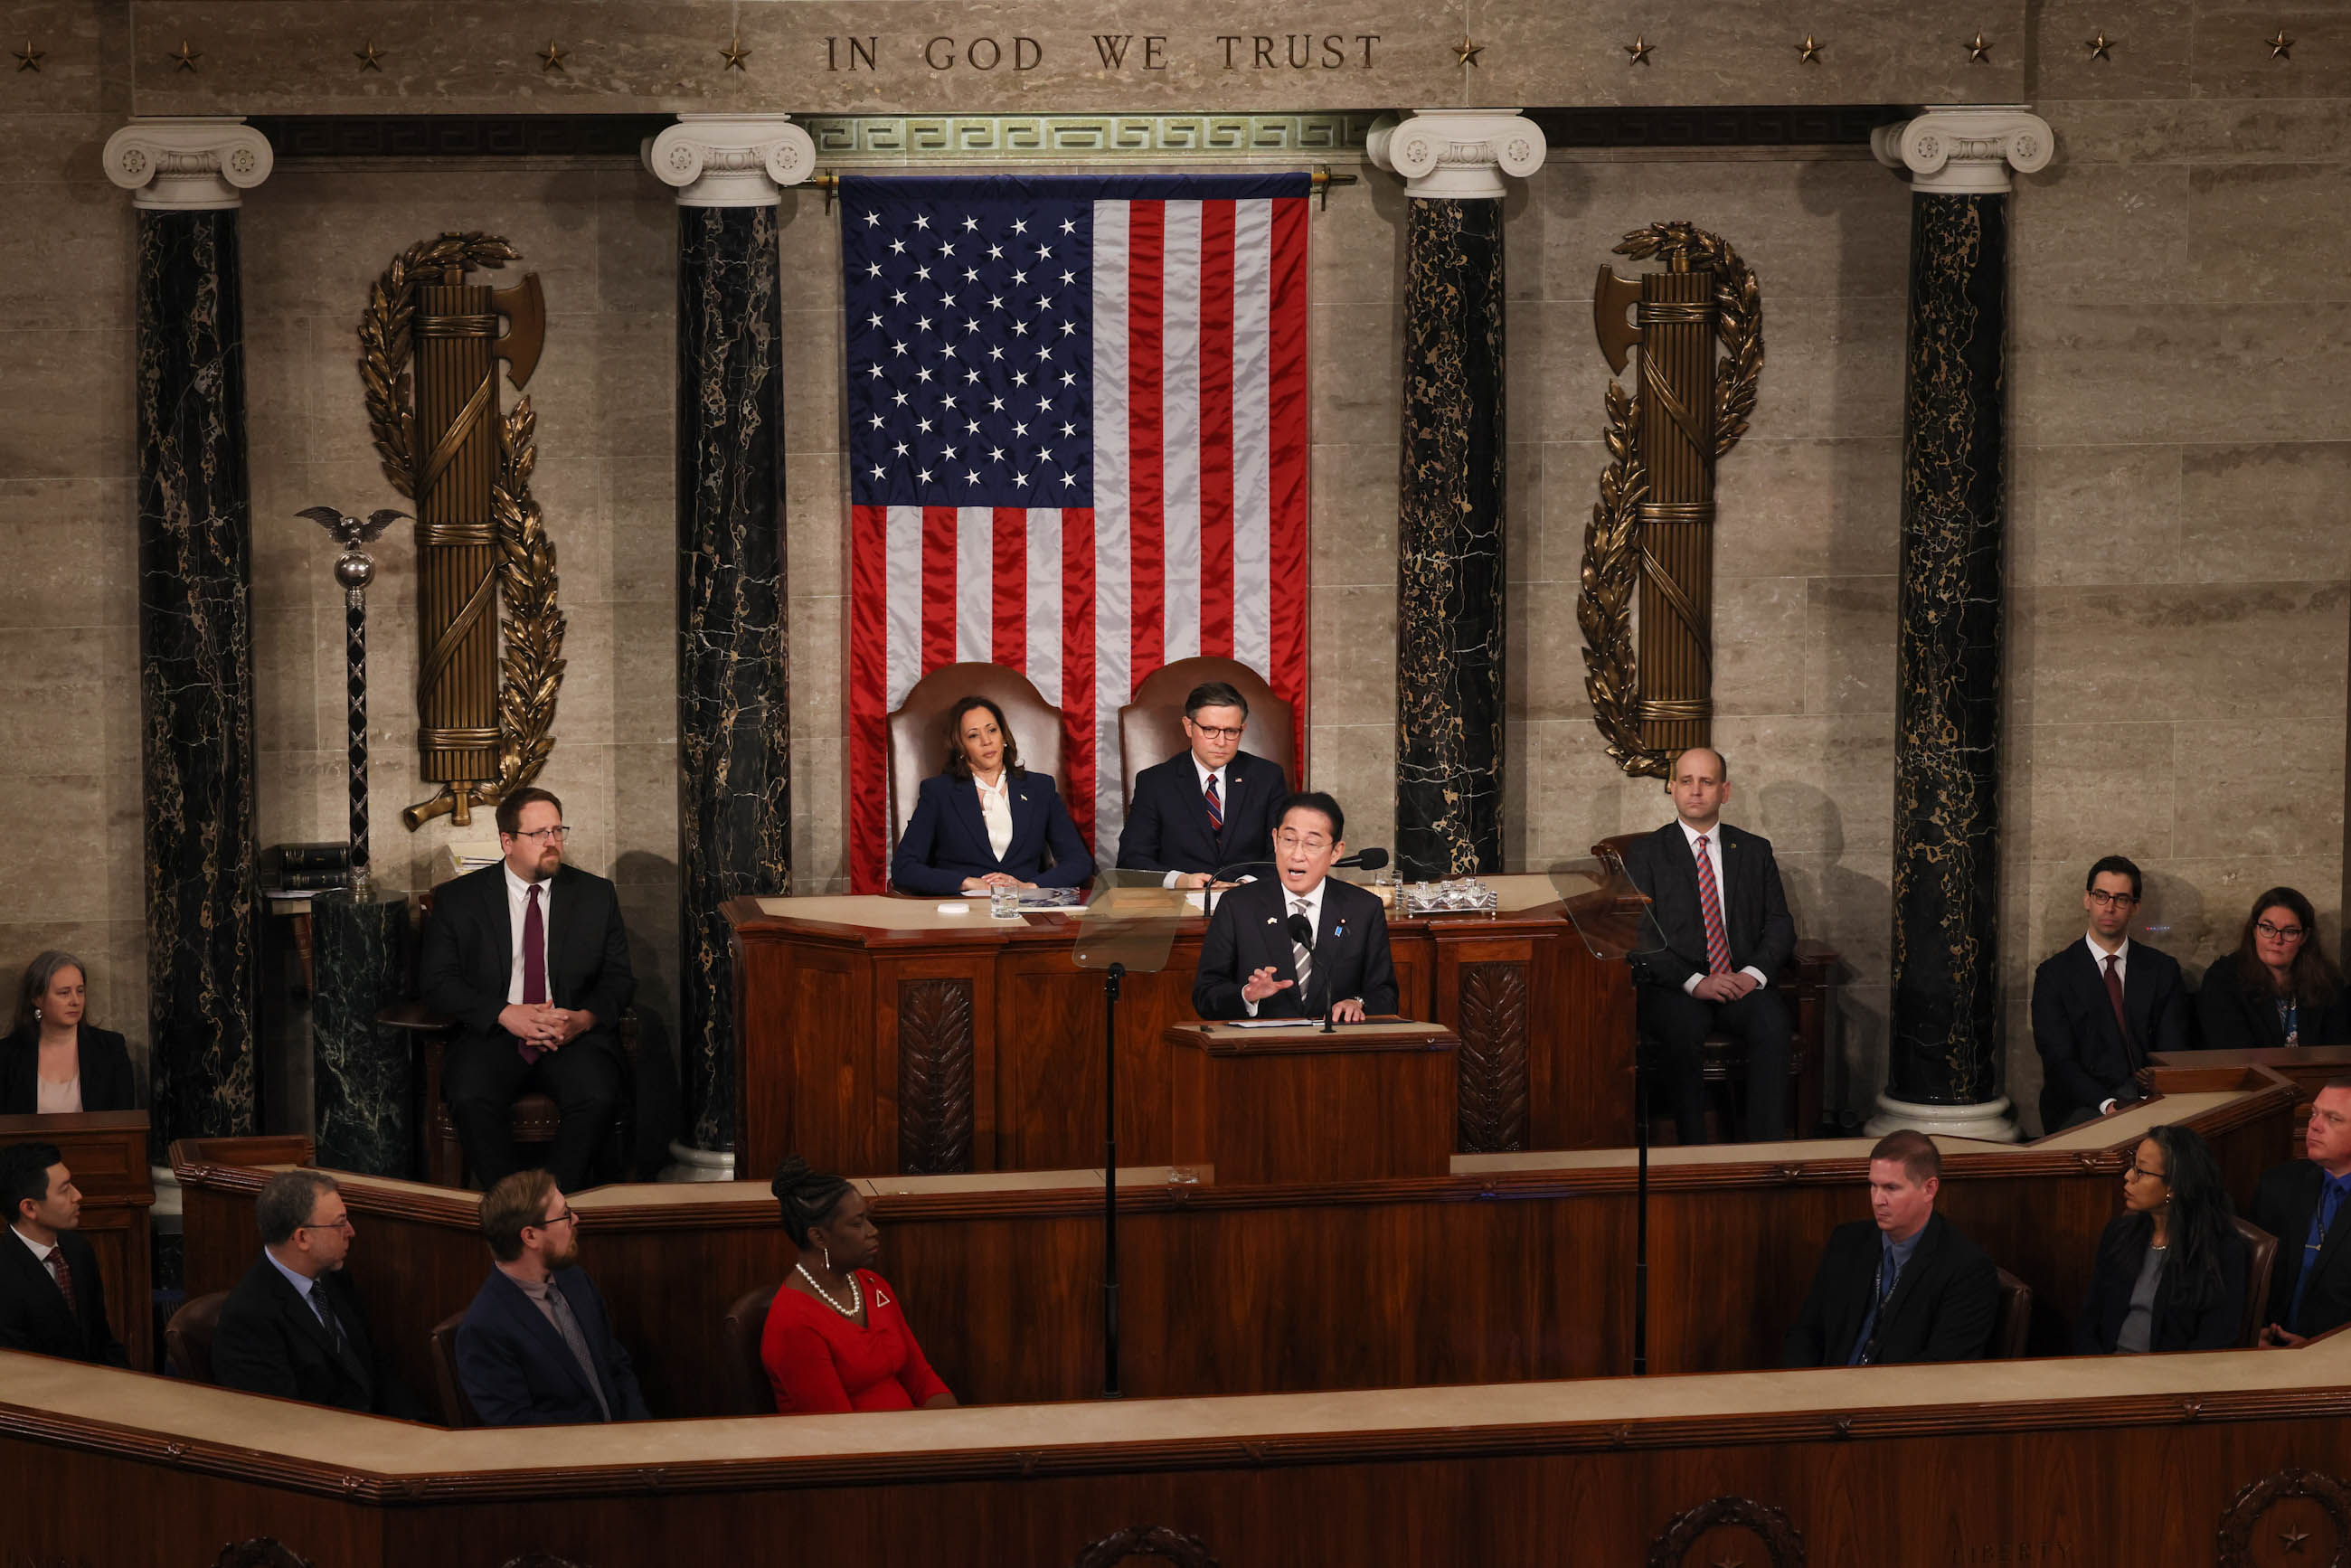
[1117,681,1289,891]
[420,786,636,1191]
[1192,791,1396,1024]
[455,1171,647,1426]
[2032,855,2190,1132]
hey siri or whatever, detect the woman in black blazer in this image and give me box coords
[2072,1124,2246,1355]
[1,951,137,1116]
[891,695,1093,897]
[2198,886,2350,1050]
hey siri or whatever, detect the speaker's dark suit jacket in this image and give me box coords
[419,862,635,1064]
[2031,939,2189,1133]
[0,1228,126,1366]
[2251,1159,2351,1339]
[212,1253,426,1418]
[0,1024,136,1115]
[2070,1210,2247,1354]
[1192,875,1397,1020]
[1780,1213,1998,1368]
[1619,821,1795,990]
[455,1264,648,1427]
[2197,958,2351,1052]
[891,771,1094,896]
[1116,750,1288,880]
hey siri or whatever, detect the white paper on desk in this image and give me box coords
[1225,1017,1308,1029]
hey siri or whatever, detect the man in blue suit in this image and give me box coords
[1117,681,1289,889]
[455,1170,648,1426]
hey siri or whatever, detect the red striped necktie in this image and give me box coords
[1693,834,1734,976]
[1204,773,1223,833]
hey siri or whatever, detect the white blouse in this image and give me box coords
[35,1075,81,1115]
[974,772,1015,861]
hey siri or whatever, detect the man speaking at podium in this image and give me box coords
[1193,791,1396,1024]
[1116,681,1288,890]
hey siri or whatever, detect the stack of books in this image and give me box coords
[268,842,351,897]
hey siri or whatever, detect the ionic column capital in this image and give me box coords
[103,118,273,210]
[1873,106,2054,195]
[1367,109,1546,200]
[643,115,817,207]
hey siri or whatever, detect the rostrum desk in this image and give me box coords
[724,874,1841,1178]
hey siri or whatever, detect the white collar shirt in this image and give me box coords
[505,863,552,1007]
[1158,753,1242,889]
[2085,932,2131,987]
[12,1225,56,1268]
[263,1248,335,1331]
[1673,818,1770,994]
[973,771,1015,862]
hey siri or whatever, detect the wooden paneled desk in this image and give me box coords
[1169,1019,1459,1183]
[0,1111,153,1372]
[725,875,1841,1178]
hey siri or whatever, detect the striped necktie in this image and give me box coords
[1693,834,1734,975]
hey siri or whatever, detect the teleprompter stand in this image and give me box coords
[1070,873,1191,1398]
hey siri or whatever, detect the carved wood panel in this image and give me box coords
[1073,1525,1219,1568]
[1455,960,1531,1153]
[2217,1469,2351,1568]
[896,978,975,1174]
[1648,1497,1805,1568]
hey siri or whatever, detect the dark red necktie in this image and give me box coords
[45,1251,74,1313]
[1204,774,1223,834]
[2103,954,2129,1043]
[519,884,548,1063]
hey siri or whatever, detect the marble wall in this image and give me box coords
[4,3,2348,1135]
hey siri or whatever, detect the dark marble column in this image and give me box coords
[1370,112,1544,880]
[310,888,411,1174]
[646,118,815,1172]
[1868,110,2051,1140]
[107,120,276,1159]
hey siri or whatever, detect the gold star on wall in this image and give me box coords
[2270,31,2295,60]
[1453,37,1484,67]
[1625,35,1655,65]
[2279,1524,2311,1553]
[2084,32,2113,61]
[14,38,42,71]
[354,40,385,71]
[1967,31,1993,62]
[720,34,751,70]
[168,39,201,71]
[538,40,568,72]
[1796,35,1822,63]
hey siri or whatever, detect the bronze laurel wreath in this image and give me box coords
[355,232,567,829]
[1577,222,1766,778]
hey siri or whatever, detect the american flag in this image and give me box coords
[843,175,1313,893]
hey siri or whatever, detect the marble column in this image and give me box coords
[105,119,275,1159]
[1369,111,1545,878]
[309,888,410,1174]
[1866,109,2052,1143]
[645,117,815,1177]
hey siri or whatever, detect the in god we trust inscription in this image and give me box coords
[822,31,1383,71]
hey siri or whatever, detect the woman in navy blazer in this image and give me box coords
[0,951,136,1116]
[891,695,1093,896]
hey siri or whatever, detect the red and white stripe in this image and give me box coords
[848,195,1309,892]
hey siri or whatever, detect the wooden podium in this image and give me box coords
[1168,1019,1459,1184]
[0,1111,155,1371]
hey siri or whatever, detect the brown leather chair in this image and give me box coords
[886,662,1070,874]
[722,1283,780,1414]
[1991,1268,2034,1359]
[1593,831,1816,1141]
[2233,1215,2280,1349]
[429,1308,481,1429]
[164,1289,229,1384]
[1116,656,1297,807]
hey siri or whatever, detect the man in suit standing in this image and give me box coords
[0,1143,126,1366]
[2252,1080,2351,1347]
[212,1170,424,1417]
[1620,747,1797,1142]
[1117,681,1289,889]
[420,786,635,1191]
[1782,1130,1999,1366]
[1193,791,1396,1023]
[2031,855,2190,1132]
[456,1170,647,1425]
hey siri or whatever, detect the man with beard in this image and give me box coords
[420,785,636,1190]
[454,1169,647,1425]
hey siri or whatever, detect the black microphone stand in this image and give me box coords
[1633,1034,1651,1376]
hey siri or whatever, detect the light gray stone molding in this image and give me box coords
[1367,109,1545,200]
[643,114,817,206]
[103,117,273,210]
[1872,105,2053,195]
[805,112,1380,161]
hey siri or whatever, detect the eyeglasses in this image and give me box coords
[1273,832,1332,854]
[296,1214,355,1234]
[2087,890,2139,908]
[2123,1164,2167,1184]
[530,1207,581,1229]
[1188,723,1245,741]
[513,826,571,844]
[2257,921,2308,942]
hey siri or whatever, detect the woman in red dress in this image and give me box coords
[761,1157,958,1414]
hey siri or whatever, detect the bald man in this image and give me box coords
[1619,747,1798,1143]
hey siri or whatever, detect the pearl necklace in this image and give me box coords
[796,1261,864,1320]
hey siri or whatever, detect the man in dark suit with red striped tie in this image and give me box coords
[1619,748,1797,1144]
[1117,682,1288,889]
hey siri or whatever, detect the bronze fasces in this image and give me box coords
[1578,222,1764,778]
[356,231,566,830]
